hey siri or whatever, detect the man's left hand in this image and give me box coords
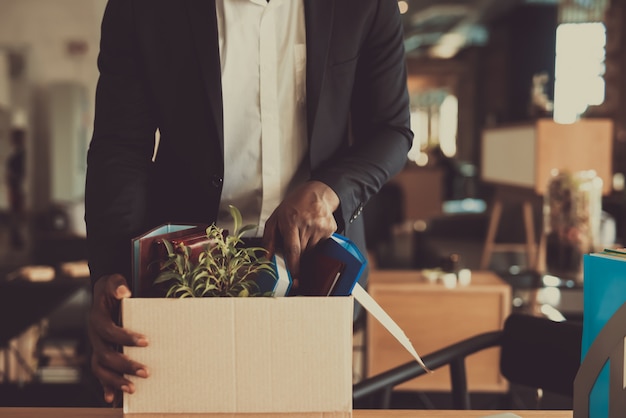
[262,180,339,278]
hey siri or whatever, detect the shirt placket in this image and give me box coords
[258,5,281,229]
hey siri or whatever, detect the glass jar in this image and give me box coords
[543,169,603,283]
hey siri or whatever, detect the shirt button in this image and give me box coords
[211,175,223,189]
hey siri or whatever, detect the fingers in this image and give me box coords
[91,352,136,394]
[94,273,130,299]
[89,274,149,403]
[88,344,149,404]
[91,275,148,347]
[265,213,303,279]
[103,387,115,405]
[103,273,132,300]
[90,333,148,378]
[281,227,302,278]
[90,307,148,347]
[265,181,339,276]
[261,215,277,259]
[90,334,149,404]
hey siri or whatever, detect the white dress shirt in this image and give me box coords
[216,0,308,235]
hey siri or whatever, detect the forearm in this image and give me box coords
[85,154,148,286]
[312,133,409,230]
[312,0,412,229]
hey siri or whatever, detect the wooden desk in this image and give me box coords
[0,276,88,347]
[0,408,573,417]
[366,270,511,392]
[0,276,89,383]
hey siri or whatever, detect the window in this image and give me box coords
[553,22,606,124]
[407,88,458,165]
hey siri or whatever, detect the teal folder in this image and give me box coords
[582,251,626,418]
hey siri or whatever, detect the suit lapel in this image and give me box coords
[186,0,224,152]
[304,0,334,143]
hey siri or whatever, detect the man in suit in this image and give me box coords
[86,0,413,403]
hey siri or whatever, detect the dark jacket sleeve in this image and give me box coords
[85,0,158,286]
[311,0,413,231]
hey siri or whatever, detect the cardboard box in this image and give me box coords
[122,296,353,417]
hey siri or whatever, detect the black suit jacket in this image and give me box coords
[85,0,413,285]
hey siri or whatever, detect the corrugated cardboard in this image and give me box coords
[122,297,353,416]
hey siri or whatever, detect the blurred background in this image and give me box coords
[0,0,104,407]
[0,0,623,410]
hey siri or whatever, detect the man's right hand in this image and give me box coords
[88,274,150,404]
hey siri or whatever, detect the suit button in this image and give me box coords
[211,175,223,188]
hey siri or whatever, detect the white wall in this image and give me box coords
[0,0,107,212]
[0,0,105,96]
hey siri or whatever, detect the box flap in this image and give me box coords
[352,283,429,372]
[123,297,352,414]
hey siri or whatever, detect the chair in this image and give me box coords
[353,313,582,409]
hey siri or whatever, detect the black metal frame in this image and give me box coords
[353,313,583,410]
[353,330,502,409]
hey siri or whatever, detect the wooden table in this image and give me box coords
[0,408,573,417]
[0,277,88,347]
[0,276,89,384]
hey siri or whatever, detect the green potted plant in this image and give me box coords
[153,205,276,298]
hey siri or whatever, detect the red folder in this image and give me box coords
[131,224,209,297]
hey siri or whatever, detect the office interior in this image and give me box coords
[0,0,620,412]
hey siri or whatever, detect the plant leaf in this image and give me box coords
[238,224,258,237]
[228,205,242,236]
[154,271,182,284]
[162,239,175,256]
[153,205,278,299]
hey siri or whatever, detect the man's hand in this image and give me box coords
[262,180,340,278]
[88,274,149,404]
